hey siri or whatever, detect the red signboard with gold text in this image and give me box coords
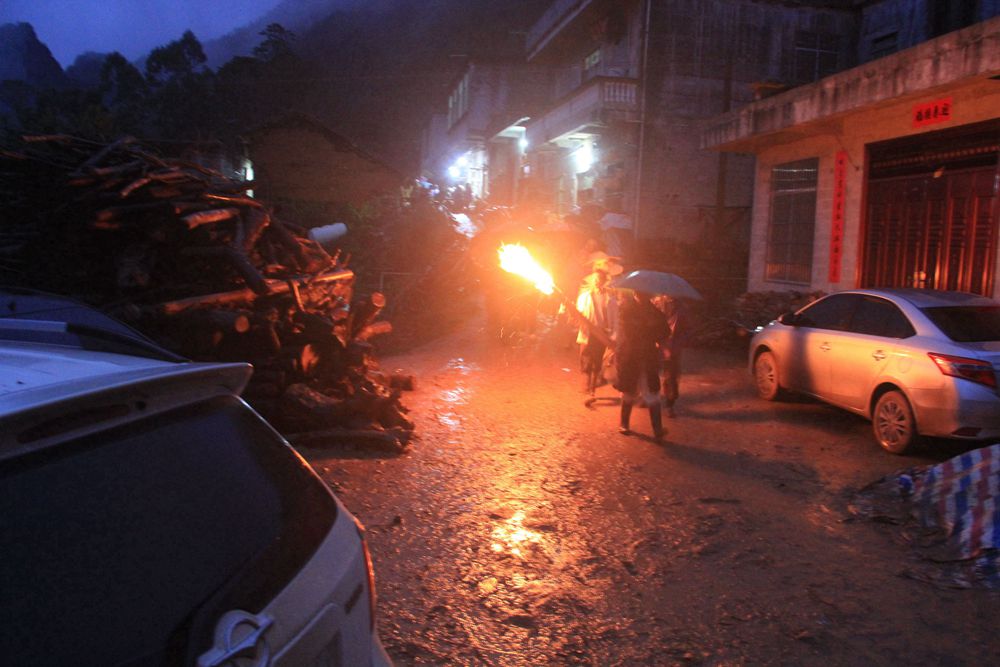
[912,97,952,128]
[829,150,847,284]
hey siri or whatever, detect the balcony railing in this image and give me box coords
[527,76,638,146]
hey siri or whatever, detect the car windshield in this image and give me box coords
[921,305,1000,342]
[0,397,337,666]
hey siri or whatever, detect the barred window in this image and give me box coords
[870,31,898,59]
[766,158,818,284]
[793,31,839,83]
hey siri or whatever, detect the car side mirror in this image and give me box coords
[777,312,799,326]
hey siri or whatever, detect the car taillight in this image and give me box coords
[354,518,377,632]
[928,353,997,389]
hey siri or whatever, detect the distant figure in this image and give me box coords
[597,211,633,263]
[653,295,687,417]
[615,290,669,441]
[575,252,622,398]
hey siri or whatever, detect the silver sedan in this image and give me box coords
[749,288,1000,454]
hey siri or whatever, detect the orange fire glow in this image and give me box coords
[497,243,555,295]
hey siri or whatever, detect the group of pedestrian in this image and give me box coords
[573,250,687,443]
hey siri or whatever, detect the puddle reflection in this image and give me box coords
[445,358,481,374]
[440,387,469,404]
[491,509,544,558]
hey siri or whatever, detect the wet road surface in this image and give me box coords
[302,316,999,665]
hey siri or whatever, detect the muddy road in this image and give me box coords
[302,316,998,666]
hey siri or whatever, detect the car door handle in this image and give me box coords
[819,343,831,351]
[871,350,886,361]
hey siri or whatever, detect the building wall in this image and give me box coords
[426,61,554,195]
[858,0,1000,62]
[746,79,1000,296]
[638,0,858,243]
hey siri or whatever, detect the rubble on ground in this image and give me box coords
[849,443,1000,589]
[0,134,414,451]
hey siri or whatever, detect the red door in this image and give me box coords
[863,166,998,295]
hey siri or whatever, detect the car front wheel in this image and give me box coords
[873,390,917,454]
[753,350,783,401]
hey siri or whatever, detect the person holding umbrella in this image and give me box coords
[614,289,669,441]
[611,269,701,439]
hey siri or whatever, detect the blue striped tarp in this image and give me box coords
[912,443,1000,588]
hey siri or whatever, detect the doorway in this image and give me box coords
[863,119,1000,295]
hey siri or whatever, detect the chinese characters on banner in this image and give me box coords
[829,150,847,284]
[912,97,952,128]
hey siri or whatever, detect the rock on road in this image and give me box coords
[302,315,998,666]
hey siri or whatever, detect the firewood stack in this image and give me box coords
[0,134,414,451]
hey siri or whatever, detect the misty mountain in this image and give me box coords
[0,23,67,89]
[251,0,551,169]
[202,0,372,67]
[65,52,110,88]
[2,1,550,171]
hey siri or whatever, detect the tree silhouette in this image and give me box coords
[143,31,218,140]
[253,23,296,63]
[99,53,149,136]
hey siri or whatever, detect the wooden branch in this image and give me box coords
[154,268,355,315]
[181,245,271,295]
[71,136,136,176]
[182,207,241,229]
[242,209,271,252]
[119,176,152,198]
[349,292,386,338]
[354,320,392,341]
[88,160,145,178]
[205,193,263,209]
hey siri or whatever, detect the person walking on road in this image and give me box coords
[575,252,622,399]
[654,295,687,417]
[615,290,669,441]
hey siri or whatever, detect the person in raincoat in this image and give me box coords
[615,289,669,441]
[653,295,687,417]
[574,252,622,398]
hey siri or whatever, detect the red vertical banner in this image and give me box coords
[829,150,847,284]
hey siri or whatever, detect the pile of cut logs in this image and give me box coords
[0,134,413,451]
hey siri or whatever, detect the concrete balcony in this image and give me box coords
[526,0,614,62]
[526,76,638,147]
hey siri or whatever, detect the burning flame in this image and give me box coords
[497,243,555,295]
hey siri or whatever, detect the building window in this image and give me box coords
[766,158,818,284]
[448,71,470,128]
[583,48,601,81]
[793,31,839,83]
[929,0,978,37]
[870,31,898,59]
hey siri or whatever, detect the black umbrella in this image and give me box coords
[611,270,702,300]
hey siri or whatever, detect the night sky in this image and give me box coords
[0,0,284,67]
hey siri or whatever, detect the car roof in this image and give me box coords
[0,338,252,413]
[0,339,252,461]
[839,288,998,309]
[0,340,175,395]
[0,291,253,456]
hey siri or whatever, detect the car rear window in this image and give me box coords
[0,396,338,666]
[921,305,1000,342]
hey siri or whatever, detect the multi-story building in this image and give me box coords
[521,0,864,263]
[704,2,1000,296]
[425,0,999,298]
[421,60,552,205]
